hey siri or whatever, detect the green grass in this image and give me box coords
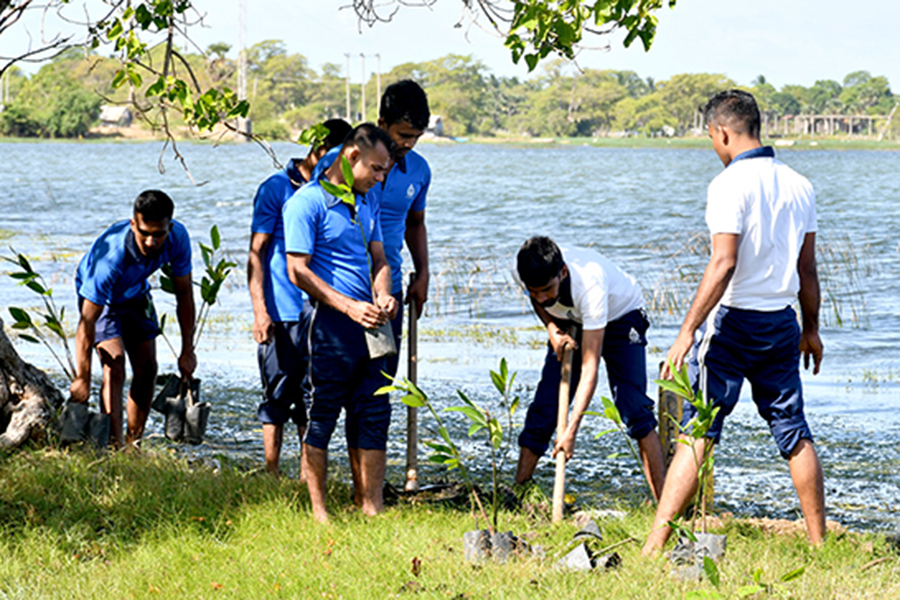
[0,448,896,599]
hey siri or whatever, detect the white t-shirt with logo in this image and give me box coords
[513,246,644,331]
[706,154,817,311]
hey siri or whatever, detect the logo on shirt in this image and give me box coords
[629,328,641,344]
[406,184,416,199]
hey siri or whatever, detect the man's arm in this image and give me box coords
[247,232,274,344]
[70,299,104,403]
[404,209,429,318]
[553,328,604,460]
[370,241,398,320]
[172,273,197,380]
[286,253,387,329]
[664,233,739,378]
[797,232,823,374]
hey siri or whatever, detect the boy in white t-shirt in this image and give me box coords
[513,237,666,501]
[643,90,825,554]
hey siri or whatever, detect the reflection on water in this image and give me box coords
[1,141,898,532]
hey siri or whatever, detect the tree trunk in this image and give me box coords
[0,317,65,448]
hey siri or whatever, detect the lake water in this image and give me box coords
[1,140,898,533]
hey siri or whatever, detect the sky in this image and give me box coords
[5,1,900,90]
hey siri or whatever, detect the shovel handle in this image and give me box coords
[405,272,420,493]
[552,333,576,524]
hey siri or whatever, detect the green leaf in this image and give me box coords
[467,423,485,436]
[735,585,766,598]
[18,334,39,344]
[510,396,520,414]
[499,357,508,382]
[111,69,127,89]
[210,225,221,251]
[445,406,487,427]
[16,253,32,273]
[779,566,805,582]
[8,307,31,325]
[606,451,628,459]
[489,370,505,396]
[594,428,619,439]
[455,390,478,410]
[703,556,720,588]
[424,442,453,455]
[488,418,503,449]
[25,280,46,295]
[339,154,354,188]
[108,18,124,40]
[438,425,452,445]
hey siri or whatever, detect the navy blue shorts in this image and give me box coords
[519,309,657,456]
[685,305,812,459]
[256,303,313,427]
[385,290,404,378]
[80,294,159,347]
[305,304,391,451]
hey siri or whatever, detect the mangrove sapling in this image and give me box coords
[585,396,658,504]
[376,376,494,534]
[4,250,76,382]
[655,359,720,536]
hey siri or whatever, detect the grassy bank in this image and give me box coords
[0,448,896,599]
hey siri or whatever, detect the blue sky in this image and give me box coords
[6,1,900,90]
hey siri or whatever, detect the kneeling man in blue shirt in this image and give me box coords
[284,124,397,522]
[71,190,195,449]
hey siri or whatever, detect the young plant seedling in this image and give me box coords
[4,250,76,381]
[655,358,720,534]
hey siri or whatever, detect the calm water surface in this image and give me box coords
[1,140,898,532]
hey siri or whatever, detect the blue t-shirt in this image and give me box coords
[313,147,430,292]
[250,158,307,321]
[283,179,383,304]
[75,219,192,305]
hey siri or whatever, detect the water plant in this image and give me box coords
[378,358,520,533]
[4,250,76,381]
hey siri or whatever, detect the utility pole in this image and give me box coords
[345,53,351,122]
[360,53,366,122]
[236,0,250,139]
[376,54,381,112]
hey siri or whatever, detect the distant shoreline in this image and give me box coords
[2,132,899,152]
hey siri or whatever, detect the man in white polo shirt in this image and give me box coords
[513,236,666,500]
[643,90,825,554]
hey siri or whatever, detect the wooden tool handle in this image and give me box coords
[551,337,576,523]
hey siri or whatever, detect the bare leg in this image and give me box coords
[357,448,386,516]
[302,443,329,523]
[515,447,541,485]
[642,436,707,555]
[96,338,126,449]
[296,424,307,483]
[788,438,826,544]
[124,339,157,448]
[637,430,667,502]
[263,423,283,475]
[348,447,363,507]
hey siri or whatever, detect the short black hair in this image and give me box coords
[342,122,395,157]
[321,118,352,151]
[133,190,174,222]
[704,89,761,139]
[380,79,430,130]
[517,236,564,288]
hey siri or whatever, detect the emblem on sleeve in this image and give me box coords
[406,184,416,199]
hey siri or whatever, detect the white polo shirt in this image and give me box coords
[514,246,644,330]
[706,147,817,311]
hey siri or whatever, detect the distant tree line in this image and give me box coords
[1,41,896,140]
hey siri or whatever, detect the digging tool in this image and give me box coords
[552,333,576,523]
[405,273,420,492]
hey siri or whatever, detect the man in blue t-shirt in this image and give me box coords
[284,124,397,523]
[312,80,432,377]
[71,190,195,449]
[248,118,351,476]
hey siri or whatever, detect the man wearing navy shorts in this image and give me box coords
[284,124,397,522]
[513,237,666,500]
[313,80,431,376]
[71,190,195,449]
[643,90,825,554]
[248,118,351,475]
